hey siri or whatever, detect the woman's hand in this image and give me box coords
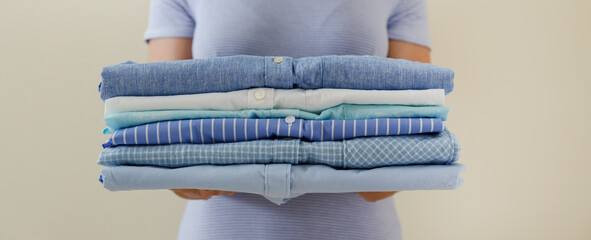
[356,191,398,202]
[171,189,236,200]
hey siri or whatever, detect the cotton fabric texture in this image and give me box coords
[104,88,445,116]
[103,118,444,148]
[99,163,466,205]
[99,55,454,100]
[104,104,449,132]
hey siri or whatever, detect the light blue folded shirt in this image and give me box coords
[104,104,449,132]
[99,163,466,205]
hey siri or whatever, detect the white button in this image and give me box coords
[254,90,266,100]
[285,116,295,124]
[273,57,284,63]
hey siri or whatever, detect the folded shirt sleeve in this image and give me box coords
[144,0,195,41]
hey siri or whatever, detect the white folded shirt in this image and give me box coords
[105,88,445,116]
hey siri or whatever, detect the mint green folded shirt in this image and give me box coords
[104,104,449,132]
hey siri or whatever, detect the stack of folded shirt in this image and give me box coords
[97,55,464,205]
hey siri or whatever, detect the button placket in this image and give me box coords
[264,164,291,199]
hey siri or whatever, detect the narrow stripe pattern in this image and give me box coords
[98,129,459,169]
[103,118,443,148]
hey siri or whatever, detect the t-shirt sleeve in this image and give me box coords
[387,0,431,48]
[143,0,195,41]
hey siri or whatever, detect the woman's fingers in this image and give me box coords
[171,189,236,200]
[356,191,398,202]
[171,189,209,200]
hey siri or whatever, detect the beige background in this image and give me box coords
[1,0,590,239]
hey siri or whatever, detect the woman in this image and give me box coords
[144,1,431,239]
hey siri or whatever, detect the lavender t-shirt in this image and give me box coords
[144,1,430,239]
[145,0,430,58]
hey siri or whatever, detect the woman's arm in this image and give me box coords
[148,38,193,62]
[386,39,431,63]
[148,38,236,200]
[356,39,431,202]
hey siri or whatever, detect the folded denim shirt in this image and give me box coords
[104,104,450,132]
[99,129,460,169]
[104,88,445,116]
[99,163,466,205]
[103,118,444,148]
[99,55,454,100]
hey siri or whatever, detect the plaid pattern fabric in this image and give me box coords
[342,129,460,168]
[103,118,444,148]
[98,129,459,169]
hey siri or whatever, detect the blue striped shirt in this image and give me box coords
[103,118,444,148]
